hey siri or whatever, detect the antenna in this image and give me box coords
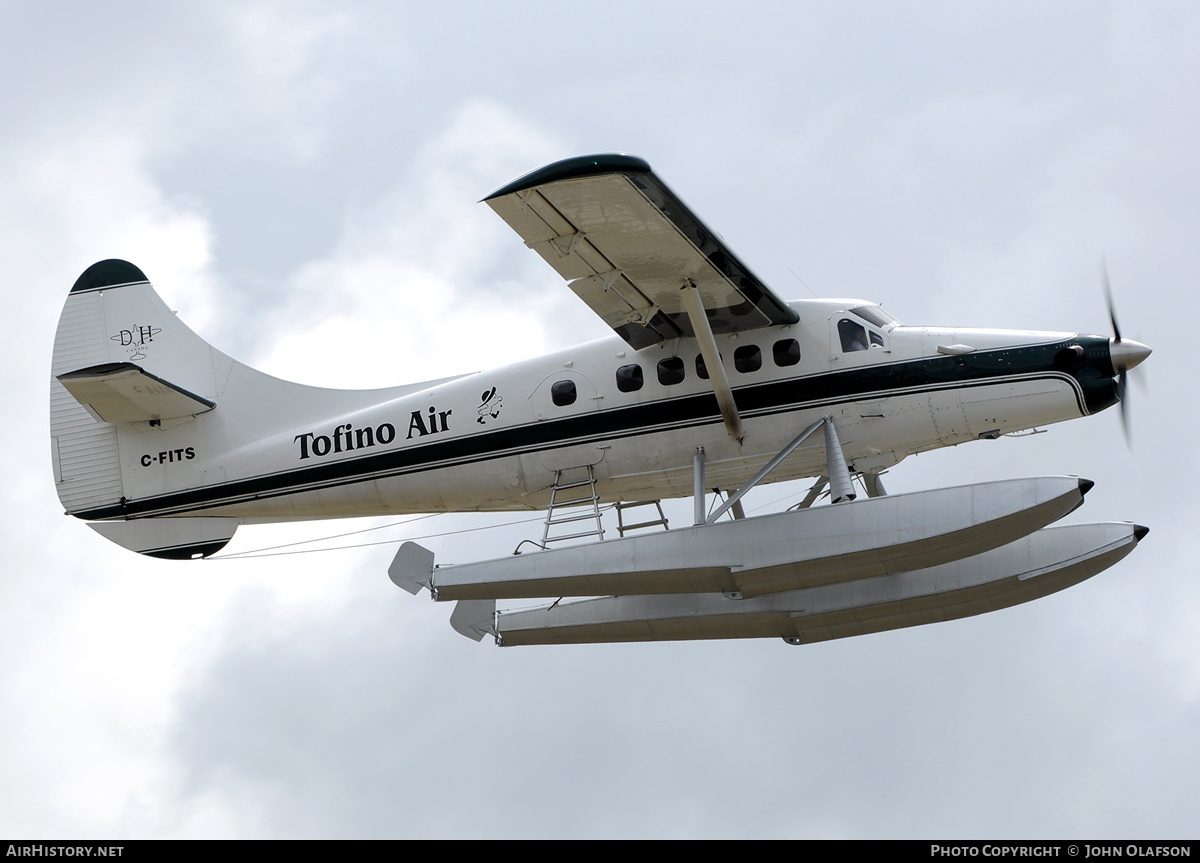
[789,267,819,299]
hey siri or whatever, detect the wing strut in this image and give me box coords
[680,281,744,442]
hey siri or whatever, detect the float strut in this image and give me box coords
[707,418,825,524]
[705,416,856,524]
[824,417,856,503]
[794,475,828,510]
[693,447,706,526]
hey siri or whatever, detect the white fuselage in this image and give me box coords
[109,299,1088,523]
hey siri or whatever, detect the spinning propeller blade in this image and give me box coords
[1102,261,1151,445]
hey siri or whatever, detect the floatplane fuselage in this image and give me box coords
[51,154,1151,646]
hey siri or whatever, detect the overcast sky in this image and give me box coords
[3,1,1197,838]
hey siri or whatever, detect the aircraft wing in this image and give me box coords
[484,154,798,349]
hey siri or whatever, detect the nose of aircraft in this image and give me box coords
[1110,337,1152,372]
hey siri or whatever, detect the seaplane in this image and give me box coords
[50,154,1152,647]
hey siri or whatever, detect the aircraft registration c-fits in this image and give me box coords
[50,154,1152,647]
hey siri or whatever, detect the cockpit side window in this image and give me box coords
[838,318,869,353]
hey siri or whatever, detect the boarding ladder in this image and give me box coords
[614,500,670,537]
[541,466,605,548]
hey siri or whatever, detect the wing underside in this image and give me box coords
[484,154,797,349]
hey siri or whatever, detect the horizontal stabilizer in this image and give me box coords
[58,362,215,424]
[88,517,238,559]
[427,476,1092,602]
[491,522,1147,646]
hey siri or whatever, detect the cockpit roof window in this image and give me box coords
[850,305,899,328]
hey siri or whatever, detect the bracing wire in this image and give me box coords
[209,512,546,561]
[204,485,816,563]
[210,512,444,559]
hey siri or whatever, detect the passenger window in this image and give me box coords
[551,380,577,406]
[773,338,801,366]
[734,345,762,373]
[657,357,685,386]
[695,353,722,380]
[616,364,644,393]
[838,318,869,353]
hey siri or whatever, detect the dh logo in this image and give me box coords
[110,324,161,361]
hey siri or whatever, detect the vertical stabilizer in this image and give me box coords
[50,260,232,537]
[50,259,429,556]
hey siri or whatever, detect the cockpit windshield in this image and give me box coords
[850,305,899,328]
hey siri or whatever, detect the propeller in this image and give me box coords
[1102,261,1151,444]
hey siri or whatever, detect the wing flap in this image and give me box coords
[485,154,797,348]
[57,362,215,423]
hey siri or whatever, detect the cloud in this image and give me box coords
[246,100,585,388]
[0,119,240,835]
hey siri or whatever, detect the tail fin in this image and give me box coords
[53,259,453,559]
[51,260,238,557]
